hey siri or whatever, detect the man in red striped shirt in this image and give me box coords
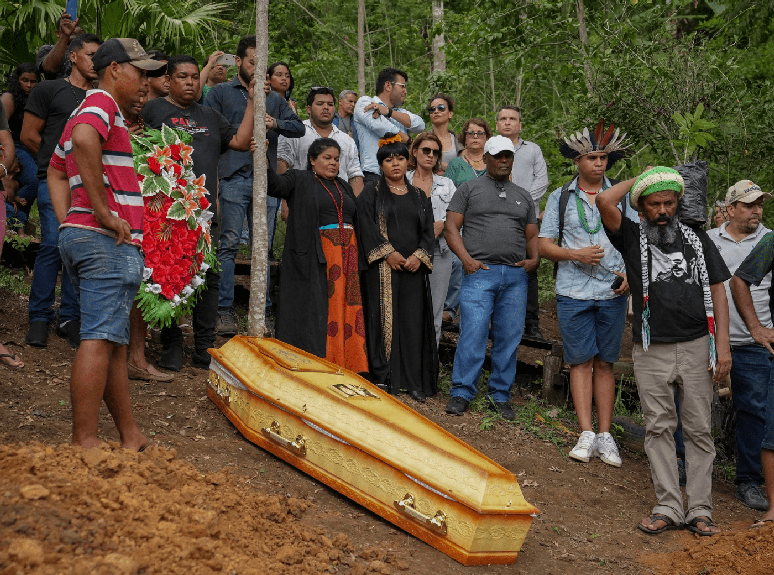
[48,38,165,450]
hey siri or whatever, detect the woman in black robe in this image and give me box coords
[356,135,438,402]
[267,138,369,373]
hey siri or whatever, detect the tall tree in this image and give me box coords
[249,0,270,336]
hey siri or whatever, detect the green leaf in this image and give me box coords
[187,216,198,230]
[692,119,717,130]
[167,201,187,220]
[137,164,155,178]
[694,102,705,119]
[672,112,688,129]
[161,124,178,147]
[142,176,158,197]
[156,176,172,196]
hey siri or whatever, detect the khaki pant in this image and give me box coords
[633,335,715,524]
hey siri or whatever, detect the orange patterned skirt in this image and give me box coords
[320,226,369,373]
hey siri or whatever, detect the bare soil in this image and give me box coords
[1,284,773,575]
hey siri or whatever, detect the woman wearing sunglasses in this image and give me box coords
[406,133,456,347]
[442,118,492,324]
[427,93,463,173]
[357,134,437,403]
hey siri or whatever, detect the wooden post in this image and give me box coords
[248,0,269,337]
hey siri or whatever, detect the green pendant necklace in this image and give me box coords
[575,191,602,234]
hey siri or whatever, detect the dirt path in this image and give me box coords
[1,286,772,574]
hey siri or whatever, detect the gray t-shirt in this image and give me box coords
[447,175,536,265]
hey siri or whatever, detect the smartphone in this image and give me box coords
[65,0,78,20]
[611,276,624,290]
[216,54,236,66]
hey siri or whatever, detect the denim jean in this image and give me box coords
[5,146,38,228]
[28,180,80,324]
[450,265,528,404]
[59,227,143,345]
[162,268,220,358]
[217,174,272,310]
[730,344,773,485]
[444,253,462,318]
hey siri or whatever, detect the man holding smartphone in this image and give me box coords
[538,121,635,468]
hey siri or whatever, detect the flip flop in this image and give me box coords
[751,519,774,529]
[128,361,174,382]
[138,438,153,453]
[637,514,683,535]
[0,353,24,369]
[686,516,720,536]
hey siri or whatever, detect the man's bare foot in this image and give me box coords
[121,431,150,452]
[127,361,174,382]
[0,351,24,369]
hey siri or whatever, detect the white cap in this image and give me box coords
[484,135,516,156]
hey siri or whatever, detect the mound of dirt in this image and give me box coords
[645,524,774,575]
[0,441,374,575]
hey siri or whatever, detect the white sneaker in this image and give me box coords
[569,431,597,462]
[594,432,622,467]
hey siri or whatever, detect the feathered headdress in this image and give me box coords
[559,119,630,169]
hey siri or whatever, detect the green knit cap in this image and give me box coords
[630,166,684,210]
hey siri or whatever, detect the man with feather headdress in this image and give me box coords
[539,120,635,469]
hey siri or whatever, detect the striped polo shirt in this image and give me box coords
[51,89,143,246]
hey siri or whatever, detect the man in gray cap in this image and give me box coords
[444,135,539,420]
[47,38,164,451]
[711,180,773,512]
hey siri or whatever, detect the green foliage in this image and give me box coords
[672,103,717,163]
[0,267,30,295]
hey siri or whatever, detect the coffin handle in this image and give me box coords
[261,421,307,457]
[393,493,448,535]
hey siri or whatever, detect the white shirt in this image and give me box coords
[277,120,363,182]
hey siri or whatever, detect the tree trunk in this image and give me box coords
[489,56,496,112]
[358,0,366,95]
[248,0,269,337]
[432,0,445,72]
[576,0,594,95]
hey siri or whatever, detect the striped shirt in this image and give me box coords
[51,90,143,246]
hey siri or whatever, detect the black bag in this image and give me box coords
[674,160,709,227]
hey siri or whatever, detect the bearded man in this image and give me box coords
[598,167,732,536]
[204,35,304,336]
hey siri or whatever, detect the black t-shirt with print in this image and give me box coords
[142,98,237,218]
[24,79,86,180]
[606,217,730,343]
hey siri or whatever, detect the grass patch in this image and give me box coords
[0,267,30,295]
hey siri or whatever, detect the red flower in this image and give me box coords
[200,196,210,210]
[176,178,188,188]
[137,174,145,182]
[169,144,182,161]
[170,163,182,177]
[148,156,162,175]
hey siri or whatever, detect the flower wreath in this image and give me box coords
[131,125,219,328]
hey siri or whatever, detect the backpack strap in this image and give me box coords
[553,179,576,279]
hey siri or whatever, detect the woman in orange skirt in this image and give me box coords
[268,137,368,373]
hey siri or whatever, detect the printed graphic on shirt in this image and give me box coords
[169,115,210,136]
[650,245,699,286]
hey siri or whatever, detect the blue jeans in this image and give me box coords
[450,265,528,404]
[444,253,462,318]
[730,344,773,485]
[59,227,143,345]
[217,174,272,309]
[5,146,38,228]
[28,180,80,324]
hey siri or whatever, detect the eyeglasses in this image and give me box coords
[391,81,406,89]
[427,104,447,113]
[419,146,441,158]
[466,131,486,138]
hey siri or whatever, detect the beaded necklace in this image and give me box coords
[575,190,601,234]
[315,175,346,244]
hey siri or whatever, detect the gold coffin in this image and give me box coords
[207,337,537,566]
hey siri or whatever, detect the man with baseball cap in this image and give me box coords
[708,180,772,512]
[47,38,163,450]
[444,135,539,420]
[598,167,731,536]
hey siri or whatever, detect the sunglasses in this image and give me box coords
[419,146,441,158]
[427,104,447,113]
[466,130,486,138]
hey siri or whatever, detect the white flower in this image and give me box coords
[143,267,153,281]
[201,263,210,273]
[198,209,214,224]
[191,275,205,288]
[181,286,194,298]
[172,295,182,306]
[149,283,162,294]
